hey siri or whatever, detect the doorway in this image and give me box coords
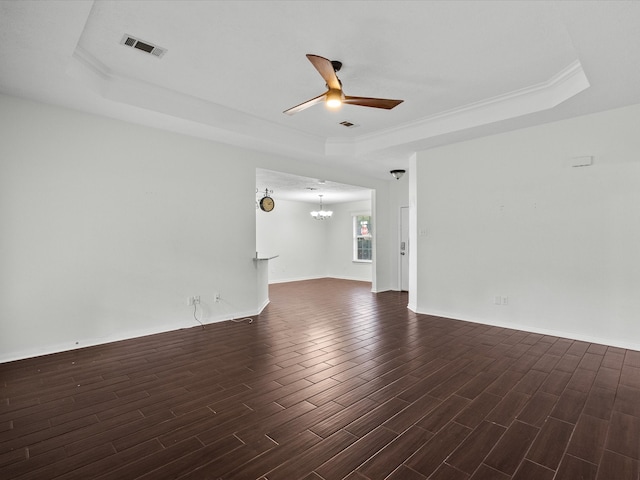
[256,168,374,287]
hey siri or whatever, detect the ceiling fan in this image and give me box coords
[283,54,404,115]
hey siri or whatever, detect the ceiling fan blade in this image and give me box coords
[343,96,404,110]
[306,54,341,90]
[283,92,328,115]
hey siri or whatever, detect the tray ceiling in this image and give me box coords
[2,1,640,180]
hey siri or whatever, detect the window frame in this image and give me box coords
[352,212,373,263]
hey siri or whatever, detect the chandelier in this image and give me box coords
[310,194,333,220]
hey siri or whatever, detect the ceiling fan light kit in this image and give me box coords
[284,54,404,115]
[326,89,344,109]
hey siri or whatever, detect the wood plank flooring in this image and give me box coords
[1,278,639,479]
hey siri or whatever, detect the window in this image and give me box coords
[353,214,372,262]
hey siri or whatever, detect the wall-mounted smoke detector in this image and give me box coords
[120,34,167,58]
[339,121,359,128]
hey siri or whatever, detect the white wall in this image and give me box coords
[0,96,259,362]
[256,198,373,284]
[256,198,328,283]
[0,94,395,362]
[414,103,640,350]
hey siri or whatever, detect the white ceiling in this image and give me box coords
[256,168,372,204]
[2,0,640,198]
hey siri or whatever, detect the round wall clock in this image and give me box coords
[259,195,275,212]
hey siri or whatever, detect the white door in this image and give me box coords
[400,206,409,291]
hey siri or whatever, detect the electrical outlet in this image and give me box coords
[494,296,509,306]
[193,295,200,304]
[214,293,221,303]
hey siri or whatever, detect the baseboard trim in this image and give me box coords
[269,275,325,284]
[411,308,640,352]
[269,275,373,285]
[0,303,269,364]
[7,296,635,364]
[328,274,373,283]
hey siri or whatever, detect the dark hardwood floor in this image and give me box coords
[1,278,639,479]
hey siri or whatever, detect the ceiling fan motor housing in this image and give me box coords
[283,54,403,115]
[327,89,345,102]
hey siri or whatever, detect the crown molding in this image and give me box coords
[68,47,589,166]
[327,60,590,157]
[67,46,327,159]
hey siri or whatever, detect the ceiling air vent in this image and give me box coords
[339,121,359,128]
[120,34,167,58]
